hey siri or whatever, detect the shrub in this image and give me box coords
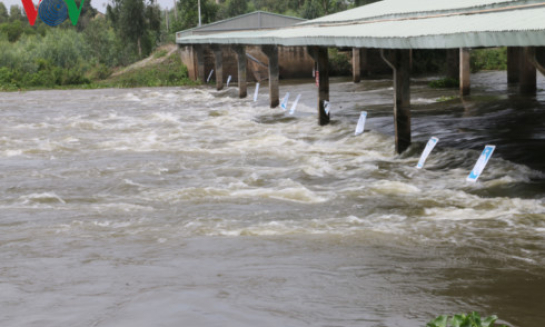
[429,77,459,88]
[471,48,507,72]
[328,48,352,76]
[427,312,508,327]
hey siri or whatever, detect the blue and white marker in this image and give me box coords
[289,94,301,115]
[324,100,331,115]
[416,137,439,169]
[206,70,214,83]
[355,111,368,136]
[467,145,495,182]
[226,75,232,88]
[280,93,290,111]
[253,83,260,102]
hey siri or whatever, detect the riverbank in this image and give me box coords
[0,44,196,92]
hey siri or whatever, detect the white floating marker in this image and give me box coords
[355,111,368,136]
[206,70,214,83]
[253,83,260,102]
[324,100,331,115]
[467,145,495,182]
[289,94,301,115]
[416,137,439,169]
[280,92,290,110]
[226,75,232,87]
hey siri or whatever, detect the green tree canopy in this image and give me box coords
[0,3,9,24]
[354,0,382,7]
[173,0,218,31]
[9,5,24,22]
[107,0,161,58]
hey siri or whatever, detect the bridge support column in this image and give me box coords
[308,46,330,126]
[352,48,361,83]
[507,47,521,84]
[446,49,459,81]
[393,50,411,154]
[520,47,536,95]
[460,48,471,96]
[233,45,247,99]
[381,49,411,154]
[194,45,206,83]
[261,45,280,108]
[211,45,224,91]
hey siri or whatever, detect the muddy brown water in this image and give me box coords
[1,71,544,327]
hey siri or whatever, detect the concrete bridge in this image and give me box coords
[177,0,545,154]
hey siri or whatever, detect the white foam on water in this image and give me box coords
[2,149,23,157]
[368,180,422,195]
[18,192,66,205]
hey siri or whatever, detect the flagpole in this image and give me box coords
[198,0,202,26]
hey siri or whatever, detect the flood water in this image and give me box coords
[1,71,544,327]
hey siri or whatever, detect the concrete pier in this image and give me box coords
[308,46,330,126]
[460,48,471,96]
[261,45,280,108]
[233,45,248,98]
[446,49,459,81]
[393,50,411,154]
[194,45,206,83]
[507,47,521,84]
[381,49,411,154]
[211,45,224,90]
[352,48,361,83]
[520,47,537,95]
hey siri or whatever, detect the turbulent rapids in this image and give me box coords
[1,72,545,327]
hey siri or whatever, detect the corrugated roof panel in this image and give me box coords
[185,11,305,34]
[177,6,545,49]
[301,0,542,24]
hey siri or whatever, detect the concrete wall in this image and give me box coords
[179,45,315,83]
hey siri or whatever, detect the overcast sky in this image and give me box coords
[1,0,176,14]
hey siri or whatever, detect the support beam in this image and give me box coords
[232,45,247,99]
[446,49,459,81]
[194,44,205,83]
[261,45,280,108]
[361,48,369,77]
[211,45,224,91]
[393,50,411,154]
[520,47,536,95]
[536,47,545,76]
[381,49,411,154]
[459,48,471,96]
[352,48,361,83]
[308,46,330,126]
[507,47,521,84]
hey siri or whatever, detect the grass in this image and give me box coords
[98,52,196,88]
[429,77,459,89]
[1,52,197,92]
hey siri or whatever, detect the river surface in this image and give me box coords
[1,71,545,327]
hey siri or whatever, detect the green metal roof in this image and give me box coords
[300,0,545,25]
[176,11,305,39]
[176,0,545,49]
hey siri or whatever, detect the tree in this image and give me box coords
[355,0,382,7]
[107,0,161,58]
[146,0,162,43]
[0,20,24,42]
[300,0,323,19]
[0,3,8,24]
[9,5,24,22]
[173,0,218,31]
[225,0,248,17]
[119,0,147,57]
[75,0,98,31]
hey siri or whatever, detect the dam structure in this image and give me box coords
[177,0,545,154]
